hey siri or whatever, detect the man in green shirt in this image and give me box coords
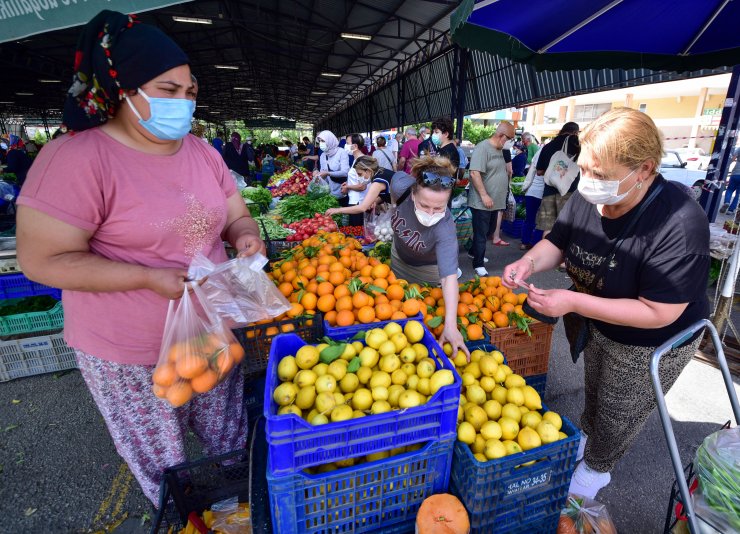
[468,121,516,276]
[523,132,539,165]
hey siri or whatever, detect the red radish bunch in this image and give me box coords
[271,170,311,197]
[284,214,338,241]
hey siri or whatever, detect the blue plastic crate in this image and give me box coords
[0,273,61,300]
[323,313,423,342]
[501,219,524,239]
[465,341,547,399]
[450,408,580,534]
[264,328,461,475]
[525,373,547,398]
[267,438,454,534]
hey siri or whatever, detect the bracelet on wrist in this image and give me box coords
[523,255,535,275]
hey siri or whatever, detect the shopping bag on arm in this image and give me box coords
[153,283,244,407]
[543,136,580,196]
[188,252,291,329]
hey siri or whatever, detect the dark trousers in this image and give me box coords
[470,208,499,268]
[521,196,542,246]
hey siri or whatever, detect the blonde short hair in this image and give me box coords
[353,155,379,174]
[580,107,663,176]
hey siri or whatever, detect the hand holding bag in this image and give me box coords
[563,181,664,363]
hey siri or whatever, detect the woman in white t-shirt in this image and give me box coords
[520,146,545,250]
[342,133,369,226]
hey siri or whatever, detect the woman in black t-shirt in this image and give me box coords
[502,108,709,500]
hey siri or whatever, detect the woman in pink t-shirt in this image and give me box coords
[16,11,262,506]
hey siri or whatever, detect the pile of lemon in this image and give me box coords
[272,320,456,425]
[447,346,567,462]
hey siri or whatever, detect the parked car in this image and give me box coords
[660,150,707,200]
[674,147,711,170]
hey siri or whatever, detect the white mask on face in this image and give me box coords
[503,139,515,150]
[413,197,445,226]
[578,169,639,205]
[345,145,354,154]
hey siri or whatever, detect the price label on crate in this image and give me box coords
[503,470,551,496]
[19,336,53,352]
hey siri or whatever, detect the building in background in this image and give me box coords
[469,74,731,154]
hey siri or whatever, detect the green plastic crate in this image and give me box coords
[0,299,64,336]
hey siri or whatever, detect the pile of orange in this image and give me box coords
[268,232,425,328]
[152,333,245,407]
[418,276,529,342]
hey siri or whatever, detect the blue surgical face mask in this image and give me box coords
[319,141,327,151]
[125,88,195,141]
[431,133,442,146]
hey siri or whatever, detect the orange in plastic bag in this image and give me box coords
[153,284,245,407]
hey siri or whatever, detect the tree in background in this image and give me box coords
[462,119,496,145]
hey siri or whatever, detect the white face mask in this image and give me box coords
[413,197,445,226]
[319,141,327,151]
[503,139,515,150]
[345,145,354,154]
[578,169,639,205]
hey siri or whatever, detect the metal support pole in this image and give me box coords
[700,64,740,222]
[450,45,460,123]
[650,320,740,534]
[454,48,469,142]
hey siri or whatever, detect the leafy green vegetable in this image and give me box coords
[0,296,59,317]
[277,194,339,224]
[254,215,291,240]
[242,186,272,206]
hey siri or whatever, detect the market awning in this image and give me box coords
[0,0,190,44]
[450,0,740,72]
[0,0,460,126]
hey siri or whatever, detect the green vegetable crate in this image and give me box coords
[0,298,64,337]
[0,330,76,382]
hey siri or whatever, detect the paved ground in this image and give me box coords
[1,221,739,533]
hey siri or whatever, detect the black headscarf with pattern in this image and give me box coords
[62,10,189,132]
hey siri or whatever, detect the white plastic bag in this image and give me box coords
[504,191,516,222]
[230,170,247,191]
[543,136,580,196]
[693,426,740,532]
[153,284,243,407]
[188,252,291,328]
[451,191,468,209]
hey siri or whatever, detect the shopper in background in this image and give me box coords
[374,136,397,171]
[315,130,349,206]
[468,121,516,276]
[417,126,436,157]
[429,116,460,170]
[343,133,369,225]
[16,10,260,506]
[503,107,709,499]
[398,127,421,174]
[520,143,545,250]
[325,155,393,219]
[388,132,400,161]
[522,132,538,167]
[4,134,32,186]
[388,155,468,357]
[223,131,251,177]
[511,141,527,178]
[535,122,581,237]
[211,136,223,154]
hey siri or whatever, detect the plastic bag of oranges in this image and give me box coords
[188,252,290,328]
[152,283,245,407]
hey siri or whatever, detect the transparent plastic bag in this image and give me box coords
[188,252,291,328]
[152,284,244,407]
[307,174,330,196]
[210,496,252,534]
[694,426,740,532]
[558,494,617,534]
[230,170,247,190]
[504,191,516,223]
[365,203,393,243]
